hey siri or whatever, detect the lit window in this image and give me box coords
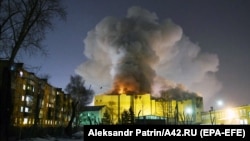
[19,71,23,77]
[23,84,26,90]
[39,111,43,118]
[20,106,23,112]
[244,119,248,124]
[240,119,247,125]
[240,119,248,125]
[21,96,25,101]
[240,109,246,116]
[26,96,30,102]
[25,107,29,112]
[23,118,28,124]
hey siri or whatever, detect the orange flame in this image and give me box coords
[111,82,139,94]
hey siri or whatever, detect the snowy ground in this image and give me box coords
[19,137,83,141]
[18,131,84,141]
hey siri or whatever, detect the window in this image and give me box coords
[24,107,29,112]
[19,71,23,77]
[26,95,33,106]
[239,109,246,116]
[52,90,55,95]
[39,111,43,118]
[41,100,44,106]
[240,119,248,125]
[21,106,31,113]
[23,118,28,124]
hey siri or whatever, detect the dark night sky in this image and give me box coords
[22,0,250,111]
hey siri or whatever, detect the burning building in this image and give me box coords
[94,86,203,125]
[76,6,221,124]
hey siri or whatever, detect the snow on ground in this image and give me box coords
[18,131,84,141]
[19,137,83,141]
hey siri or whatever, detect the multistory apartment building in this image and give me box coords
[0,60,73,128]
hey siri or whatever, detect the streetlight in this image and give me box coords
[209,106,216,125]
[185,107,193,124]
[217,100,223,108]
[185,107,193,115]
[209,100,224,125]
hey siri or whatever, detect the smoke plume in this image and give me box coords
[75,6,222,108]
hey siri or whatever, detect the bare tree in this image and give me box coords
[160,90,172,124]
[0,0,66,63]
[106,101,116,124]
[64,75,94,137]
[102,109,112,125]
[0,0,66,140]
[121,107,135,125]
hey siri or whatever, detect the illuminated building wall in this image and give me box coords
[154,97,203,124]
[94,93,203,124]
[202,105,250,125]
[0,60,73,127]
[94,93,155,124]
[78,106,106,125]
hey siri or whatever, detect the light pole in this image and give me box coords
[209,106,216,125]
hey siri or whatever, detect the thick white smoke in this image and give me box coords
[75,6,222,109]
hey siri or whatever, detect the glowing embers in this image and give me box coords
[111,83,139,94]
[111,75,141,94]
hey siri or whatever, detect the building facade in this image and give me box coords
[78,106,106,126]
[0,60,73,128]
[5,60,250,127]
[94,93,203,125]
[202,105,250,125]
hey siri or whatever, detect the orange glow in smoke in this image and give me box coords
[112,82,139,94]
